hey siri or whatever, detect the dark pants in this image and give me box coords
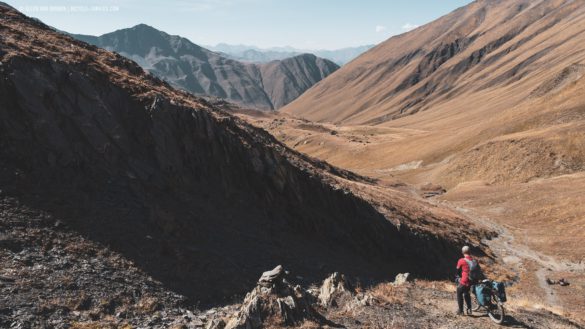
[457,284,472,312]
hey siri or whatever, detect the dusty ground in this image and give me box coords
[322,280,583,329]
[205,275,584,329]
[440,177,585,324]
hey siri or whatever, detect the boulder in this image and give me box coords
[258,265,285,288]
[393,273,413,286]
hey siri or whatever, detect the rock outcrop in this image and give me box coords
[223,266,319,329]
[214,267,389,328]
[317,272,354,307]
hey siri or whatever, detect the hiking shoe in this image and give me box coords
[466,308,473,315]
[456,310,464,316]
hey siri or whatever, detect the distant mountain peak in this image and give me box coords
[207,44,375,65]
[113,23,167,37]
[132,23,156,29]
[71,26,338,110]
[290,53,317,61]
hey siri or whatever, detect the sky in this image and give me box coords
[10,0,472,50]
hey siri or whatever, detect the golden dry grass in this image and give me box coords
[70,322,132,329]
[369,283,407,305]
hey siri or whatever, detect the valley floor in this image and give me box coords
[234,109,585,327]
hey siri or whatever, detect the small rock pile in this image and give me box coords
[545,278,570,286]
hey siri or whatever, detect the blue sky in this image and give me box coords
[11,0,472,50]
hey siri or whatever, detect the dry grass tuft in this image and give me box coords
[415,279,455,293]
[70,322,131,329]
[369,283,406,305]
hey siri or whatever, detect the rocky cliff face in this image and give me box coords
[73,25,339,110]
[0,4,487,312]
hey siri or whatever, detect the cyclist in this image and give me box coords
[456,245,478,315]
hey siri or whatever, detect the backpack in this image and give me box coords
[491,281,507,302]
[464,258,484,283]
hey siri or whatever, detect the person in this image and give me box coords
[456,245,475,315]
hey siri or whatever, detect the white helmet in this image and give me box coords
[462,246,470,254]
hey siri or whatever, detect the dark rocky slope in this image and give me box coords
[73,25,339,110]
[0,3,488,319]
[251,54,339,109]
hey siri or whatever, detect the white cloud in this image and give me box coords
[402,23,419,31]
[375,25,387,33]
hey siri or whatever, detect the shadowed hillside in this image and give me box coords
[0,3,487,312]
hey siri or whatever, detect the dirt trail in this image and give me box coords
[458,204,585,272]
[435,200,585,325]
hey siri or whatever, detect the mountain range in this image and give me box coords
[207,43,375,65]
[73,25,339,110]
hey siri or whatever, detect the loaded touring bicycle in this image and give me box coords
[472,279,507,324]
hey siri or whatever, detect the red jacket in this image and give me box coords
[456,255,474,286]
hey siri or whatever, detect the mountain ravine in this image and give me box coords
[72,24,339,111]
[0,0,495,314]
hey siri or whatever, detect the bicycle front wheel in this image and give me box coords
[488,302,505,324]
